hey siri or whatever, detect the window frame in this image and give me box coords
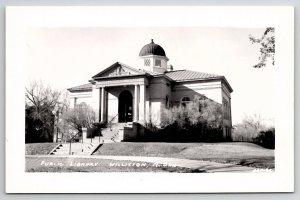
[181,96,191,107]
[166,95,170,108]
[144,59,150,66]
[155,59,161,67]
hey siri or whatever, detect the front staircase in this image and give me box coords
[83,122,134,143]
[49,122,134,156]
[49,142,102,156]
[100,122,131,142]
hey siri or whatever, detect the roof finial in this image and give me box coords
[151,39,154,43]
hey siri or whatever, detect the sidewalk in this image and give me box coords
[26,154,257,172]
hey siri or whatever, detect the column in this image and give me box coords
[134,84,139,122]
[91,85,100,122]
[100,87,105,122]
[104,89,108,122]
[139,84,146,123]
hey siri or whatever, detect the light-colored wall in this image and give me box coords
[148,77,172,125]
[221,82,232,137]
[171,80,223,106]
[91,86,101,122]
[145,86,150,123]
[107,90,118,123]
[222,85,232,126]
[77,97,93,105]
[149,101,162,126]
[69,91,92,108]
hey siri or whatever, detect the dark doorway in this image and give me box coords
[118,90,133,122]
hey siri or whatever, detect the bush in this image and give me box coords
[232,123,275,149]
[161,96,223,129]
[254,128,275,149]
[142,95,224,142]
[25,106,55,143]
[142,122,224,142]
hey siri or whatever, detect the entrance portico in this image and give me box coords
[91,76,148,125]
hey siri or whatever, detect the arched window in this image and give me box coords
[165,96,170,108]
[181,96,190,107]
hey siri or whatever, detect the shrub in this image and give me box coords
[143,95,224,142]
[232,122,275,149]
[25,105,55,143]
[161,95,223,129]
[254,128,275,149]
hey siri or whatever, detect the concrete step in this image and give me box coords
[99,122,128,142]
[70,122,131,145]
[49,142,102,156]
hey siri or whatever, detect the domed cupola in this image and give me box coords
[139,39,169,73]
[139,39,166,57]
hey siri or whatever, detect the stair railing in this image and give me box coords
[108,113,119,131]
[69,131,81,155]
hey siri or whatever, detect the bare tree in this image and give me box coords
[249,27,275,68]
[242,113,264,133]
[25,80,61,113]
[60,102,96,138]
[25,80,71,143]
[25,80,62,142]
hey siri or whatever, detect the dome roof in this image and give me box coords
[139,39,166,57]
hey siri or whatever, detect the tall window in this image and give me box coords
[74,97,77,107]
[166,96,170,108]
[144,59,150,66]
[181,96,190,107]
[223,99,230,120]
[155,59,161,67]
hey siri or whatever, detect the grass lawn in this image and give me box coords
[93,142,274,169]
[25,142,274,169]
[26,143,58,155]
[26,156,193,173]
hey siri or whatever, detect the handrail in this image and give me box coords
[108,113,118,131]
[70,131,81,142]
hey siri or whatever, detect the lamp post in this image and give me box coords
[56,109,60,143]
[52,102,62,143]
[52,109,57,143]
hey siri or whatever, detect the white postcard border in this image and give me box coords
[6,6,294,193]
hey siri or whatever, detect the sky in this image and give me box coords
[25,27,276,126]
